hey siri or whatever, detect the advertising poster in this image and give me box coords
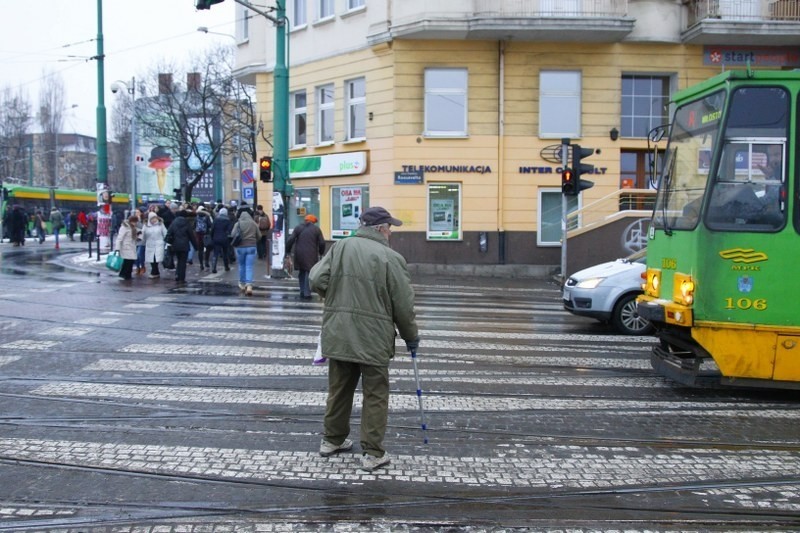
[271,191,286,274]
[186,118,215,203]
[339,187,363,231]
[427,198,459,240]
[137,118,180,199]
[430,199,454,231]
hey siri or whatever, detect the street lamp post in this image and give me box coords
[111,78,137,212]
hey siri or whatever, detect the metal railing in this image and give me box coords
[687,0,800,24]
[566,188,656,236]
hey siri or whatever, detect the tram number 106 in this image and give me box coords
[724,297,768,311]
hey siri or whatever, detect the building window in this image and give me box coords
[236,6,250,41]
[424,68,467,137]
[317,84,335,145]
[621,75,670,138]
[348,0,365,9]
[318,0,334,19]
[538,189,579,246]
[331,185,369,239]
[232,178,241,192]
[293,0,307,27]
[345,77,366,141]
[427,182,461,241]
[290,90,307,148]
[539,70,581,138]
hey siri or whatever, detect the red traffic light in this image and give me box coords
[561,168,576,195]
[259,156,273,182]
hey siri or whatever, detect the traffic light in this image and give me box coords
[572,144,596,180]
[571,144,596,194]
[260,156,273,182]
[561,168,576,196]
[195,0,225,9]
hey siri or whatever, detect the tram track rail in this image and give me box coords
[2,455,800,531]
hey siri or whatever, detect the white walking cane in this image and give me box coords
[410,349,428,444]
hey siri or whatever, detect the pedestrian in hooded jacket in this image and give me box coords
[231,204,261,296]
[49,206,64,249]
[210,207,232,273]
[164,210,196,284]
[286,214,326,300]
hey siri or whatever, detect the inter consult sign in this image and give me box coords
[704,46,800,67]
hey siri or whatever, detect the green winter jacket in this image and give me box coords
[309,225,418,367]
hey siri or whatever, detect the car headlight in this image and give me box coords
[576,277,605,289]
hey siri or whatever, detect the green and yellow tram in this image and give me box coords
[638,69,800,389]
[1,184,131,215]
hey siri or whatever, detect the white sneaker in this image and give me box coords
[319,438,353,457]
[360,453,390,472]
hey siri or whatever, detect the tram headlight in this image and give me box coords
[645,268,661,297]
[673,273,695,306]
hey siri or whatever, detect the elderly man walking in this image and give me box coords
[309,206,419,472]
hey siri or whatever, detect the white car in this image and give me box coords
[562,249,653,335]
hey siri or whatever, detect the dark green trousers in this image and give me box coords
[324,359,390,458]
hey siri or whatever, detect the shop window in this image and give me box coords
[427,182,461,240]
[287,187,321,231]
[331,185,369,238]
[538,189,579,246]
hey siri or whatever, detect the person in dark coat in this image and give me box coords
[209,207,232,273]
[164,210,196,283]
[286,214,326,299]
[9,205,28,246]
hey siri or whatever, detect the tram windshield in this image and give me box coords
[653,91,725,231]
[706,87,788,231]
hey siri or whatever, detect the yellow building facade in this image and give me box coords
[234,1,800,271]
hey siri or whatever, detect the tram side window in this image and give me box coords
[707,141,785,230]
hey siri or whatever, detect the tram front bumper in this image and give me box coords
[637,296,693,327]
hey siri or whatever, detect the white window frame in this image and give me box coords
[236,6,250,42]
[539,70,581,139]
[424,68,468,138]
[232,178,241,193]
[347,0,365,10]
[290,90,307,148]
[537,188,580,246]
[292,0,307,28]
[345,77,366,141]
[318,0,334,20]
[317,83,335,146]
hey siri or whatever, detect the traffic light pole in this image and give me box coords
[560,138,570,284]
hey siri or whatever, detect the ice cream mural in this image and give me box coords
[148,147,173,194]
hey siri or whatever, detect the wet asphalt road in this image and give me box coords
[0,237,799,532]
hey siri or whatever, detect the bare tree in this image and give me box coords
[37,70,66,187]
[0,85,33,183]
[134,44,256,203]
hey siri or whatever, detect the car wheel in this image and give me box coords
[611,292,654,336]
